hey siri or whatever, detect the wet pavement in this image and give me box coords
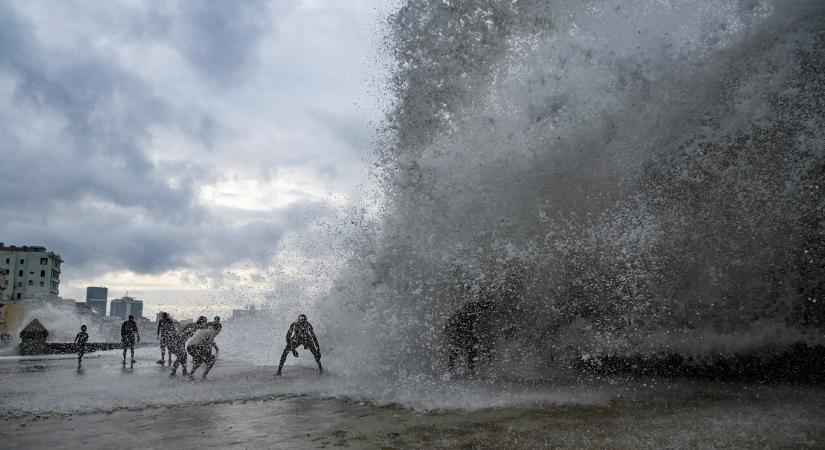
[1,350,824,448]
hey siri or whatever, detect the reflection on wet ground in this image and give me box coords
[1,351,824,448]
[19,364,47,373]
[4,389,825,449]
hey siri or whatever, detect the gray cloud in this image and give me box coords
[0,0,381,296]
[176,0,281,84]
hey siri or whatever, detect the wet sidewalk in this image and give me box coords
[2,350,824,448]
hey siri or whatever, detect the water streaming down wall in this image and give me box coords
[321,0,825,382]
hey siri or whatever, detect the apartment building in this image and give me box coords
[0,243,62,302]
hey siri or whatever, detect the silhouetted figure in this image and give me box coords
[277,314,322,375]
[170,316,207,377]
[445,301,494,375]
[121,315,140,364]
[75,325,89,362]
[188,319,222,380]
[156,312,175,365]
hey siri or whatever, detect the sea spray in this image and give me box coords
[321,0,825,384]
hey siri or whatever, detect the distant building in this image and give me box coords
[0,267,8,299]
[0,243,62,302]
[74,301,96,317]
[85,286,108,316]
[110,296,143,319]
[229,304,271,322]
[87,298,107,317]
[0,268,7,336]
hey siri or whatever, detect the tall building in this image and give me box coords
[85,286,108,316]
[0,243,62,302]
[110,296,143,319]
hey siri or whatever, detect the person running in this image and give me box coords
[276,314,322,376]
[169,316,207,377]
[74,325,89,362]
[121,315,140,364]
[156,312,175,365]
[187,319,222,380]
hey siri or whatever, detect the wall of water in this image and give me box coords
[322,0,825,382]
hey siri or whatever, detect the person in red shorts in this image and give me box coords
[276,314,323,376]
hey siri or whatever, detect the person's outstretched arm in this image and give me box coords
[74,333,80,344]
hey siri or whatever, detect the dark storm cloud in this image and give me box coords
[0,3,177,212]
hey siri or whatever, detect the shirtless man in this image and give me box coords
[276,314,322,376]
[187,319,221,380]
[169,316,207,377]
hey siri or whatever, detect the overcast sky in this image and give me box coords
[0,0,391,317]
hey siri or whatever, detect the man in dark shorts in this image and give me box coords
[156,312,175,365]
[74,324,89,362]
[121,315,140,364]
[187,319,221,380]
[169,316,207,377]
[276,314,322,376]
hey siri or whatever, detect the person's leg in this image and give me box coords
[181,351,188,375]
[130,343,135,362]
[122,342,127,362]
[276,342,296,375]
[159,342,165,364]
[188,346,201,378]
[200,353,216,379]
[171,349,188,376]
[308,343,323,374]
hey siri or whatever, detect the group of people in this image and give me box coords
[156,313,223,379]
[72,305,486,378]
[71,312,324,379]
[72,313,223,380]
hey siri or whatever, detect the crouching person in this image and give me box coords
[276,314,322,376]
[187,318,221,380]
[170,316,207,377]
